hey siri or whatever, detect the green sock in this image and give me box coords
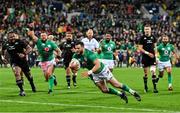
[108,88,121,96]
[49,75,55,91]
[168,73,172,84]
[122,84,135,95]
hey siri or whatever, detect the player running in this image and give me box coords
[138,24,158,93]
[70,41,141,103]
[27,30,61,94]
[156,35,179,91]
[98,33,117,72]
[1,31,36,96]
[60,32,77,89]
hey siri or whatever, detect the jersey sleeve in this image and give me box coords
[171,44,175,51]
[72,54,78,59]
[112,42,116,52]
[51,41,58,50]
[157,45,161,52]
[94,39,99,49]
[88,52,97,63]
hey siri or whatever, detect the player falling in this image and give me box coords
[69,41,141,103]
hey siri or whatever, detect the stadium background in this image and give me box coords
[0,0,180,112]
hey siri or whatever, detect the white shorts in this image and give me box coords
[39,59,56,72]
[92,66,113,83]
[158,60,171,72]
[100,59,115,69]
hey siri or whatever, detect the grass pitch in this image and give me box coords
[0,67,180,112]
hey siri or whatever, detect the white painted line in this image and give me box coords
[0,99,171,112]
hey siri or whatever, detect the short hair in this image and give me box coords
[144,24,151,28]
[75,41,84,47]
[162,34,169,39]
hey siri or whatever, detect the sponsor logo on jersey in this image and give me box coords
[44,47,49,52]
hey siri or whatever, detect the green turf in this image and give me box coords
[0,67,180,112]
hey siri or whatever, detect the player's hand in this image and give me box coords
[18,53,26,58]
[81,71,89,77]
[148,53,154,58]
[1,56,7,64]
[55,58,60,63]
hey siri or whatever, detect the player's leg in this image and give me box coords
[72,72,77,87]
[150,65,158,93]
[166,66,173,91]
[63,60,71,89]
[143,67,149,92]
[108,77,141,101]
[66,66,71,89]
[12,65,25,96]
[44,63,55,93]
[95,81,128,103]
[156,61,165,83]
[39,62,48,82]
[52,65,57,86]
[21,62,36,92]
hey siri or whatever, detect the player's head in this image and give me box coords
[86,29,93,39]
[65,32,73,41]
[144,24,151,36]
[75,41,84,55]
[162,34,169,45]
[48,35,54,41]
[105,33,112,42]
[7,31,16,43]
[40,32,48,42]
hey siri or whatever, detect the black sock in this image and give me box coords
[72,75,76,84]
[24,72,36,89]
[152,75,157,90]
[66,75,71,86]
[143,76,148,89]
[16,79,24,91]
[29,77,36,90]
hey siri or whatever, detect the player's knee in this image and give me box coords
[101,88,109,93]
[45,71,51,77]
[150,66,156,73]
[167,68,172,73]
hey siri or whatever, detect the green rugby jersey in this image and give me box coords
[157,43,174,62]
[73,49,105,74]
[36,39,58,62]
[100,40,116,60]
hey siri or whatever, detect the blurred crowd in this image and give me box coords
[0,0,179,67]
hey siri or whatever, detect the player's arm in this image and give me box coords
[97,39,103,54]
[138,44,154,58]
[81,59,100,77]
[27,30,38,43]
[55,47,61,58]
[1,46,7,63]
[25,45,32,55]
[94,39,100,52]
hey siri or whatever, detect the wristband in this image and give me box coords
[144,51,149,55]
[88,70,93,75]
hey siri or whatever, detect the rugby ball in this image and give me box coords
[70,58,80,70]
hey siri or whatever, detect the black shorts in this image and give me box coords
[142,56,156,68]
[11,60,30,73]
[63,59,71,69]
